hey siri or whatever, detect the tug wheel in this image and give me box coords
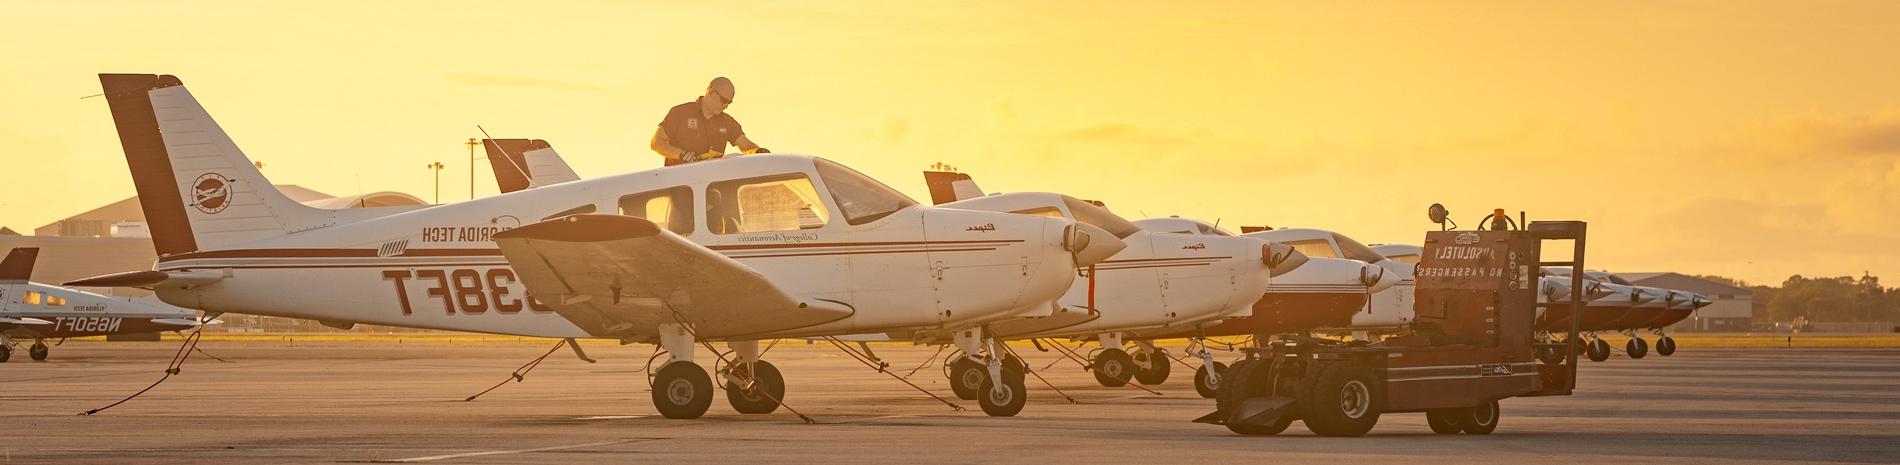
[1216,360,1291,436]
[977,373,1027,417]
[1132,348,1171,385]
[1091,348,1136,387]
[652,361,713,419]
[1587,338,1612,362]
[1656,336,1677,356]
[724,360,785,414]
[1461,399,1501,434]
[29,341,49,361]
[1194,361,1229,398]
[1300,362,1382,437]
[1626,337,1649,359]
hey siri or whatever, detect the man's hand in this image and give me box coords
[681,150,724,163]
[699,150,725,160]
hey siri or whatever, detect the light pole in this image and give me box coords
[427,162,445,204]
[466,138,479,200]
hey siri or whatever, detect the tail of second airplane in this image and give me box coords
[0,248,39,303]
[98,74,358,256]
[922,170,985,205]
[484,139,581,194]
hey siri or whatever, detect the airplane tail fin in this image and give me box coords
[484,139,581,194]
[0,248,39,283]
[922,171,984,205]
[99,74,337,255]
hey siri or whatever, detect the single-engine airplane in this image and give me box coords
[1,248,214,362]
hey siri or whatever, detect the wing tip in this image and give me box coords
[495,214,663,242]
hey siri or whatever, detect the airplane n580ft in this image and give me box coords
[73,74,1123,418]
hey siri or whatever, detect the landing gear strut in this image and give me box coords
[1187,334,1226,398]
[1655,332,1677,356]
[1623,331,1648,359]
[1130,340,1170,385]
[947,327,1026,417]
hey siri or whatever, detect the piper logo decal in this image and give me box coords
[1182,243,1207,250]
[965,224,996,232]
[191,173,233,214]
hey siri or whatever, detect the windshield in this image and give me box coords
[1197,222,1236,236]
[1332,233,1388,263]
[813,158,918,225]
[1063,196,1141,239]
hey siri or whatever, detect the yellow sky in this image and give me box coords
[3,1,1897,286]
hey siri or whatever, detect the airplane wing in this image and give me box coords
[493,214,853,340]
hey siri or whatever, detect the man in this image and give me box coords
[651,77,768,166]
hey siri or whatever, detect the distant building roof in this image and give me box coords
[0,227,18,236]
[1619,272,1754,296]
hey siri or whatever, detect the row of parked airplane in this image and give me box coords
[10,74,1711,422]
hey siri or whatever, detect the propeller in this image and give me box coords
[1261,241,1309,277]
[1064,222,1126,267]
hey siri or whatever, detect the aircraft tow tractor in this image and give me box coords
[1196,208,1587,436]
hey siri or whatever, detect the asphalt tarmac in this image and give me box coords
[1,340,1895,464]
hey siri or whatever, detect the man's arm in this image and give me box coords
[651,127,694,161]
[734,134,762,153]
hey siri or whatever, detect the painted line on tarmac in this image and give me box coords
[371,438,649,462]
[574,415,651,420]
[827,414,923,424]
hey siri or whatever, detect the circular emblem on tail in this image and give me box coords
[191,173,232,214]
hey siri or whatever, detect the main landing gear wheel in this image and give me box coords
[1216,360,1292,436]
[652,362,713,419]
[1535,345,1565,365]
[1301,362,1382,437]
[725,360,785,414]
[1132,349,1170,385]
[0,345,11,363]
[978,372,1028,417]
[1657,336,1677,356]
[1092,348,1136,387]
[1626,337,1649,359]
[29,341,49,361]
[1194,361,1229,398]
[1587,338,1612,362]
[949,355,1025,401]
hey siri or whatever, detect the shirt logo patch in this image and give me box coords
[718,128,728,134]
[687,118,699,129]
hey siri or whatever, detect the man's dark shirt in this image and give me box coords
[659,100,744,166]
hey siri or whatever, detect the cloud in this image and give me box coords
[1745,107,1900,159]
[445,73,608,93]
[1056,123,1188,146]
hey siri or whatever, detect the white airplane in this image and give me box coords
[1,248,213,362]
[914,172,1295,397]
[1368,244,1420,264]
[1240,228,1416,332]
[71,74,1123,418]
[1117,217,1398,396]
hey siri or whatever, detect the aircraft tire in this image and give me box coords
[1535,345,1565,365]
[1587,339,1611,362]
[1459,399,1501,435]
[652,361,713,419]
[29,341,49,361]
[1300,361,1382,437]
[725,360,785,414]
[949,358,984,400]
[977,373,1027,417]
[1626,337,1649,359]
[1426,408,1467,434]
[1657,336,1677,356]
[0,345,10,363]
[1132,348,1170,385]
[1194,361,1229,398]
[1092,348,1136,387]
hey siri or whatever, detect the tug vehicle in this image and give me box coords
[1197,211,1586,437]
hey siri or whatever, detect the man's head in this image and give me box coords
[701,77,735,116]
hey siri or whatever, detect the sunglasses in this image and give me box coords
[712,88,733,105]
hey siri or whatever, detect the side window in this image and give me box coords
[1284,239,1338,259]
[46,295,66,306]
[620,186,694,235]
[707,174,831,234]
[22,290,41,305]
[542,204,596,221]
[1010,207,1065,218]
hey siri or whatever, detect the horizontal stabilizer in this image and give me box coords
[0,317,54,325]
[65,270,224,289]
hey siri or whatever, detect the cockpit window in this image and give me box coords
[814,158,918,225]
[1010,207,1065,218]
[1284,239,1337,259]
[1196,222,1236,236]
[1386,254,1420,264]
[1062,196,1141,239]
[1332,233,1388,263]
